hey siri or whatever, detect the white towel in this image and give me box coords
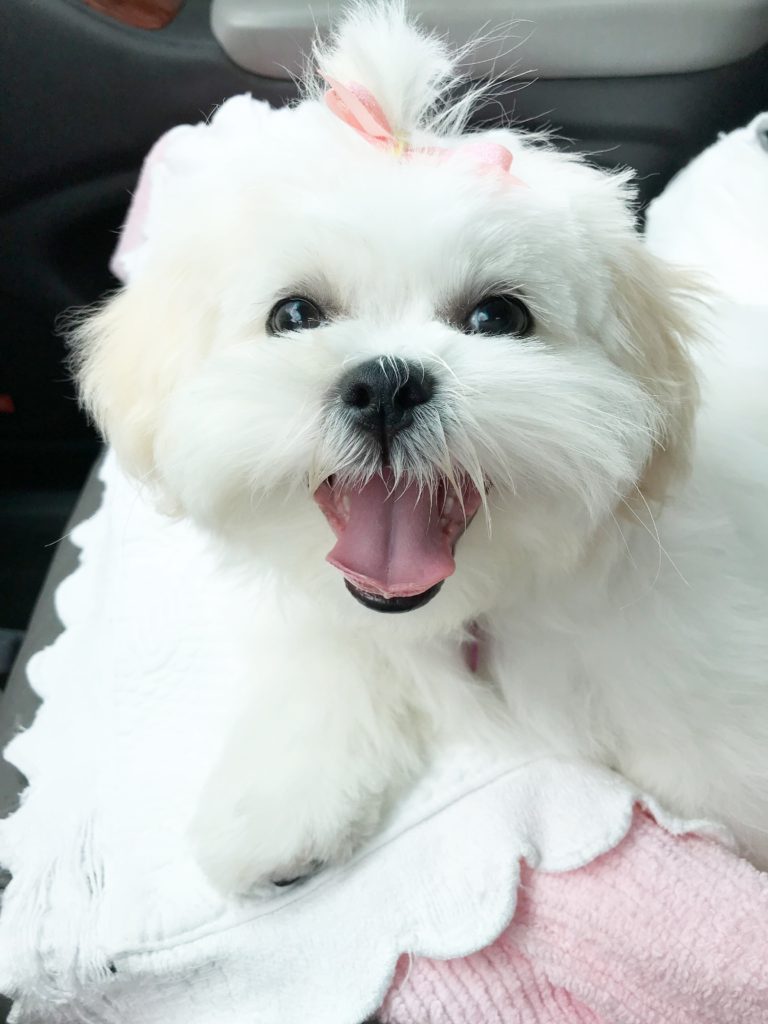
[0,103,764,1024]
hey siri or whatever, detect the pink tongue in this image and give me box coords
[324,474,455,598]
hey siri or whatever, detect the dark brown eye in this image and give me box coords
[268,297,325,335]
[464,295,533,337]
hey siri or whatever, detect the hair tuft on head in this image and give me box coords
[308,1,482,141]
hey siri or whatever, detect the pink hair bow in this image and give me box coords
[323,76,525,185]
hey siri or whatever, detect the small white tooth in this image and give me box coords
[443,497,455,515]
[341,496,351,514]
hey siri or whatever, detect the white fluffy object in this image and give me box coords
[1,4,768,1019]
[646,112,768,306]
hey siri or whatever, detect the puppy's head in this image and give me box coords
[71,4,698,632]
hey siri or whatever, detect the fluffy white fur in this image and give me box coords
[71,3,768,892]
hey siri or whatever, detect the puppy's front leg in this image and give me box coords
[189,631,425,894]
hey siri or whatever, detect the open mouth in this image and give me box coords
[345,580,444,613]
[313,470,482,612]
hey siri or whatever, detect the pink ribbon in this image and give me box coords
[323,76,525,184]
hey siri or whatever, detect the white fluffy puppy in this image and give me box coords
[71,3,768,891]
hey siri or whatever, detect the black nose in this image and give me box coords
[339,358,435,436]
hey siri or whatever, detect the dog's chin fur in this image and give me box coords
[70,2,768,891]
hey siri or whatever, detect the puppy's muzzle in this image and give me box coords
[317,356,481,611]
[338,357,435,442]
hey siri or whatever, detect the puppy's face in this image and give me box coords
[74,102,697,633]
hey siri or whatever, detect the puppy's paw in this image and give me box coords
[189,778,387,895]
[271,862,323,887]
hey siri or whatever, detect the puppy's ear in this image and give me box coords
[604,241,701,503]
[69,267,213,484]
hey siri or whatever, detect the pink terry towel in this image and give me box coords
[381,809,768,1023]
